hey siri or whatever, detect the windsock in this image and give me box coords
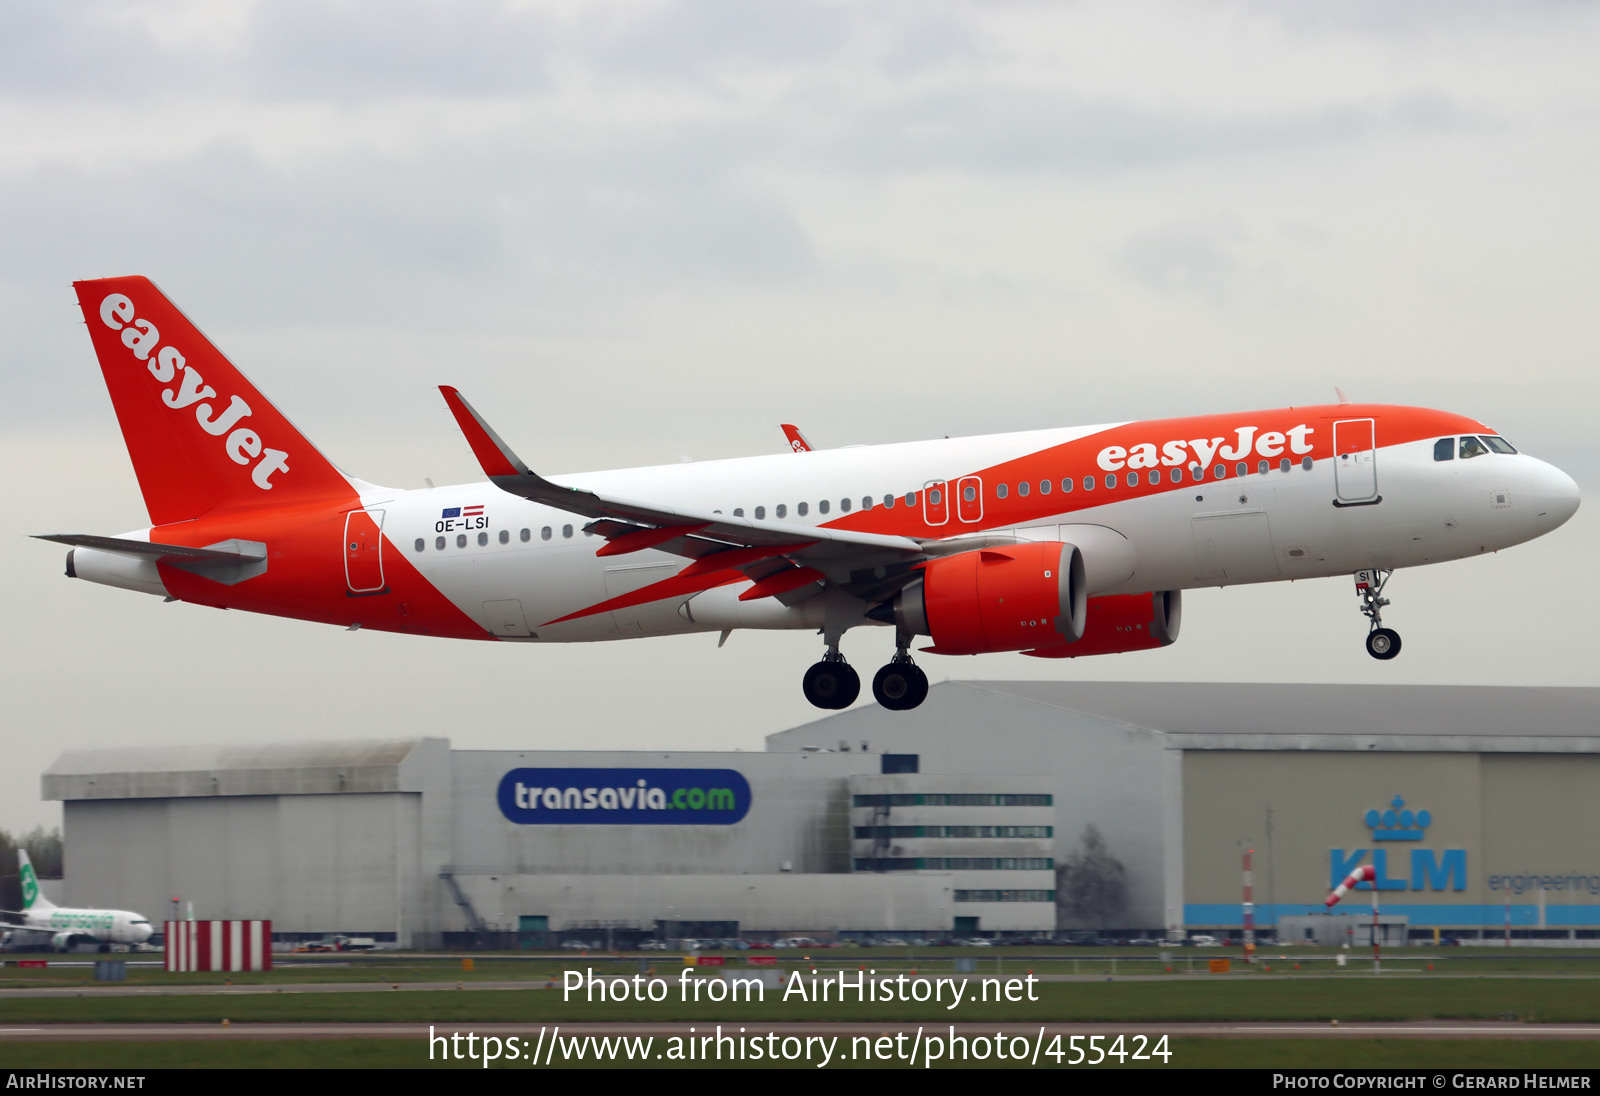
[1325,864,1376,908]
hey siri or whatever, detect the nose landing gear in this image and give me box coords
[1355,569,1402,660]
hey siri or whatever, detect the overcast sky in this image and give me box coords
[4,1,1597,833]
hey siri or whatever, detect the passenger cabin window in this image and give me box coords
[963,485,977,502]
[456,534,467,548]
[1039,479,1051,495]
[1213,465,1225,479]
[733,508,744,517]
[819,499,830,514]
[776,504,787,518]
[861,497,873,510]
[1061,478,1073,493]
[1083,476,1095,491]
[1169,468,1181,484]
[904,492,917,506]
[562,524,573,538]
[478,532,489,547]
[435,536,446,550]
[498,530,509,544]
[1105,474,1117,489]
[996,484,1008,499]
[1280,458,1291,473]
[755,506,766,519]
[883,494,894,508]
[520,528,531,542]
[1301,456,1313,470]
[840,498,851,512]
[1258,460,1269,476]
[541,526,552,540]
[1148,470,1160,485]
[1017,481,1029,497]
[1126,472,1138,487]
[1460,436,1489,460]
[1237,462,1248,477]
[414,538,425,553]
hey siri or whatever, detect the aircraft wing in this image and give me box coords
[439,388,928,579]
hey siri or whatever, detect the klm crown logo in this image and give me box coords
[1364,795,1431,842]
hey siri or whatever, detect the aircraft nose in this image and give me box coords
[1534,461,1580,531]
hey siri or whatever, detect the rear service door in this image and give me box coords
[344,509,386,594]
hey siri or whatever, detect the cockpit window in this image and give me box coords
[1459,436,1489,460]
[1433,438,1454,462]
[1481,435,1517,455]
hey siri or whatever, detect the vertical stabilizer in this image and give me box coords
[73,277,354,526]
[18,850,55,912]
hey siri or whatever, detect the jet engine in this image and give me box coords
[1020,591,1182,658]
[888,542,1087,655]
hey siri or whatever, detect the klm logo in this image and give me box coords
[1330,796,1466,892]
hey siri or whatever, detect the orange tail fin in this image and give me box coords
[74,277,352,525]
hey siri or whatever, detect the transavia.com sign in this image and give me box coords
[497,768,753,825]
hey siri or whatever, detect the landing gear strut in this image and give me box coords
[1355,569,1402,661]
[802,644,860,710]
[872,634,929,711]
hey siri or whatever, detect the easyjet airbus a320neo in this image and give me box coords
[45,277,1580,711]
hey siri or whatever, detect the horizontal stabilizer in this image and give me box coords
[33,534,265,564]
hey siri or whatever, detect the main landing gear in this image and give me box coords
[872,640,929,711]
[802,649,860,710]
[1355,568,1402,661]
[801,634,929,711]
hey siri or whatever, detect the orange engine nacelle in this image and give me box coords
[893,542,1087,656]
[1020,591,1182,659]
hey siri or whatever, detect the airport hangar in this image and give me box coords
[42,683,1600,948]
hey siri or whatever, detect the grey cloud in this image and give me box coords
[811,85,1473,177]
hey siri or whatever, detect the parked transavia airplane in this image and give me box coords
[43,277,1579,710]
[1,851,153,951]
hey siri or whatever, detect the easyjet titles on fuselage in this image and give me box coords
[1097,424,1316,472]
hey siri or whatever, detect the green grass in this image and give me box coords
[1,1038,1598,1069]
[2,978,1597,1024]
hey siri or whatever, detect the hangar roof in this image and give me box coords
[771,682,1600,754]
[963,682,1600,739]
[43,738,448,801]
